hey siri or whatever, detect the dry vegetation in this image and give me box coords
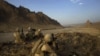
[0,32,100,56]
[55,32,100,56]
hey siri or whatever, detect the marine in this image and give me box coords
[13,28,24,44]
[35,29,44,39]
[31,33,58,56]
[25,27,36,42]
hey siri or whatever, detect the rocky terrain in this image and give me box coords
[0,0,62,32]
[0,32,100,56]
[55,32,100,56]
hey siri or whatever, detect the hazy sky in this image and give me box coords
[6,0,100,25]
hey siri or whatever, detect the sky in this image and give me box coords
[6,0,100,26]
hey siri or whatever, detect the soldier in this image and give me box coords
[31,33,58,56]
[35,29,44,39]
[20,27,25,41]
[25,27,36,42]
[13,28,23,44]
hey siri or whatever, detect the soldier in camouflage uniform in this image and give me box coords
[13,28,23,44]
[31,33,58,56]
[35,29,44,39]
[20,27,25,41]
[25,27,36,42]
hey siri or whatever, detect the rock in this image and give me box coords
[0,0,62,31]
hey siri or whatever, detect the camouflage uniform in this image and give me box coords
[13,28,23,44]
[20,28,25,41]
[25,27,36,41]
[35,29,44,39]
[31,34,58,56]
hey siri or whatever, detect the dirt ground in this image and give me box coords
[0,27,100,42]
[0,27,100,56]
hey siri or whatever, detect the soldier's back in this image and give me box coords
[13,31,22,44]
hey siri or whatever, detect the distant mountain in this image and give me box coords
[0,0,62,31]
[85,20,92,27]
[64,20,100,30]
[84,20,100,29]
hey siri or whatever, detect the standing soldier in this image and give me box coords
[31,33,58,56]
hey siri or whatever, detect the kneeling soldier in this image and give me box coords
[31,33,58,56]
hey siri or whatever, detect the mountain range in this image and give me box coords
[0,0,62,31]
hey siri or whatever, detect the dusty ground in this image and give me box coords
[0,27,100,42]
[43,27,100,36]
[0,27,100,56]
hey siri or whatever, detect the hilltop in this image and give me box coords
[0,0,62,32]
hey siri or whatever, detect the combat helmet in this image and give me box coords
[35,29,41,36]
[44,34,54,43]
